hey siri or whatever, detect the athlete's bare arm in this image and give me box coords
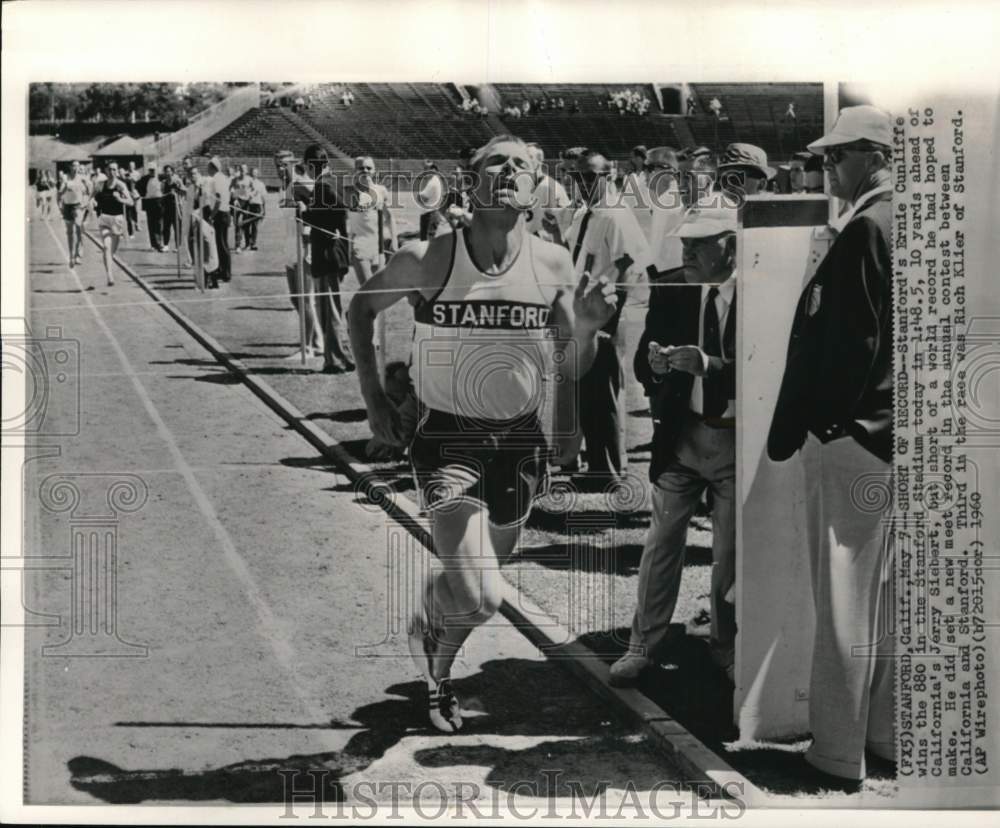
[540,240,617,379]
[348,236,451,445]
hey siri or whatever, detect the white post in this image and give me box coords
[295,211,307,365]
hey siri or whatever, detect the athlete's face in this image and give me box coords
[70,161,79,176]
[107,164,119,181]
[474,142,535,211]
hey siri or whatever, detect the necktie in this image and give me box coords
[572,210,592,266]
[702,287,727,417]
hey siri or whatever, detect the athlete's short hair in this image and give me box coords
[354,155,375,169]
[469,134,531,172]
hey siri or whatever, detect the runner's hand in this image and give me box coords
[366,392,406,447]
[573,273,617,332]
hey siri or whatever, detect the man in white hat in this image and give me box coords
[611,206,738,687]
[768,104,894,782]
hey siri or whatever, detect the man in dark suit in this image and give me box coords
[610,206,738,686]
[299,143,354,373]
[767,105,894,782]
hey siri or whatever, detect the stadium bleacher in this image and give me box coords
[194,82,826,178]
[687,82,823,158]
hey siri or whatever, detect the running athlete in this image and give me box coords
[92,162,133,287]
[59,160,92,267]
[347,156,398,286]
[348,135,617,732]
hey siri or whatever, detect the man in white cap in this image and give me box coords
[768,104,894,783]
[611,206,738,687]
[717,142,775,199]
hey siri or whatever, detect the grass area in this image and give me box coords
[104,191,894,799]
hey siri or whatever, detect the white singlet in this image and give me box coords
[410,230,559,422]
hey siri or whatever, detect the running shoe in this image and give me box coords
[408,586,463,732]
[428,678,463,733]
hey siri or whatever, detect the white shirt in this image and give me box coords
[619,171,648,210]
[527,174,570,237]
[417,173,444,211]
[348,183,389,258]
[566,197,650,286]
[646,180,686,272]
[202,171,231,212]
[690,272,737,416]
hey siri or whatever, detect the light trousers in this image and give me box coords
[802,433,895,780]
[630,414,736,657]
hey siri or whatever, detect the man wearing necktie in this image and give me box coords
[557,150,649,484]
[611,206,738,687]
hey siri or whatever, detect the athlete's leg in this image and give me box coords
[425,503,516,681]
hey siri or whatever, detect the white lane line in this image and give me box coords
[42,221,328,721]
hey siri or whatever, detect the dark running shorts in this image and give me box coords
[410,407,550,528]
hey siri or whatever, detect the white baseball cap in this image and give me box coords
[670,207,738,238]
[808,105,893,153]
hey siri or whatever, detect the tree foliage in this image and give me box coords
[29,82,245,128]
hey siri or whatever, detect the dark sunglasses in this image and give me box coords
[644,163,678,174]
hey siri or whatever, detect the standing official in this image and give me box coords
[141,163,164,252]
[560,150,648,484]
[767,105,895,782]
[203,157,232,283]
[611,207,738,686]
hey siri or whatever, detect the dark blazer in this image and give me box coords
[767,191,893,463]
[635,276,737,482]
[302,172,350,279]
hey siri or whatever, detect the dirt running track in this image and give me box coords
[20,220,694,812]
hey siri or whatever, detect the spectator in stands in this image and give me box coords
[556,150,649,482]
[611,206,739,687]
[524,143,571,243]
[785,101,797,121]
[787,151,812,194]
[243,167,266,251]
[522,98,531,115]
[557,97,565,110]
[299,143,353,373]
[293,95,306,112]
[417,161,445,241]
[570,99,581,114]
[202,156,232,285]
[140,162,164,252]
[479,105,489,119]
[708,96,723,118]
[717,143,776,200]
[537,97,546,111]
[686,96,698,116]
